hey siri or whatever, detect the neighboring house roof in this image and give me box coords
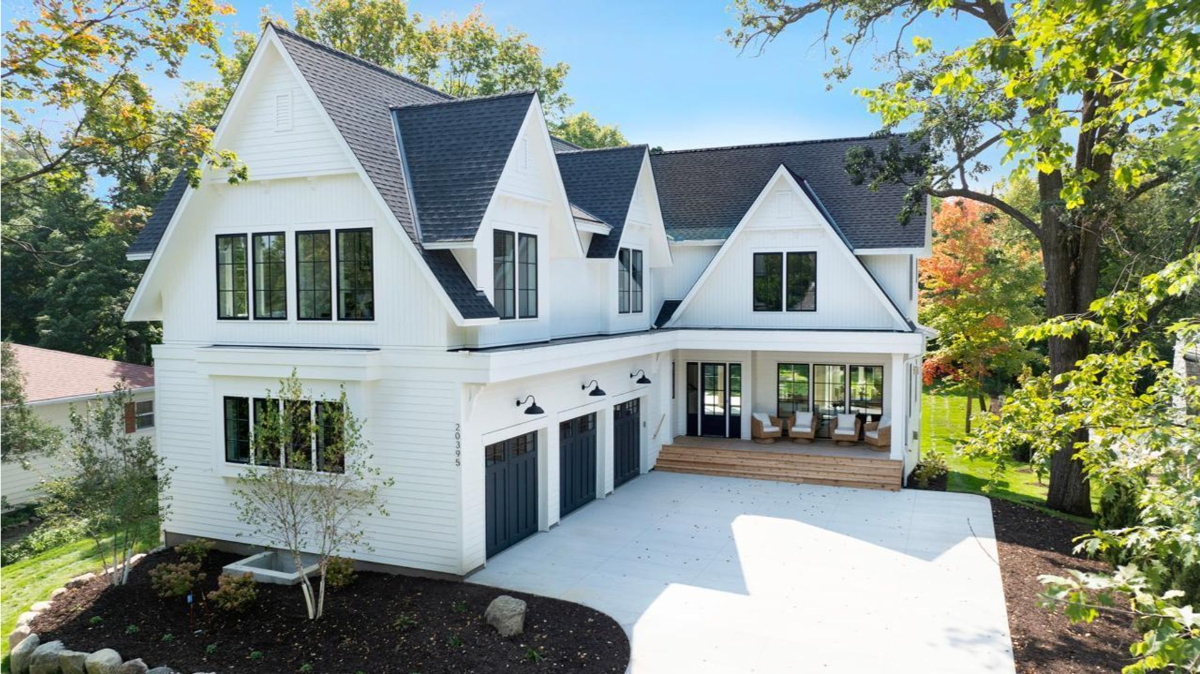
[554,145,647,258]
[8,344,154,403]
[393,92,536,244]
[649,136,926,249]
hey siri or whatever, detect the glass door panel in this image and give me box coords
[813,364,847,437]
[701,363,727,437]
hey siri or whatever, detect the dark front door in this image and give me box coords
[559,413,597,517]
[701,363,727,436]
[613,399,641,487]
[485,432,539,558]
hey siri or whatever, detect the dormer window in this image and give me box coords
[494,229,537,320]
[618,248,643,314]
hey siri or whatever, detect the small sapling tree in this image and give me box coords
[232,374,391,620]
[41,383,172,585]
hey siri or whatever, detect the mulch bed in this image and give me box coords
[30,550,630,673]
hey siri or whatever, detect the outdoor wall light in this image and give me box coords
[630,369,652,385]
[582,380,606,397]
[516,395,544,415]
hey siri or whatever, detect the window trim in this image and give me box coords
[252,231,288,321]
[223,396,251,465]
[493,228,538,321]
[786,251,818,313]
[517,232,538,319]
[776,363,812,418]
[295,229,333,322]
[752,250,818,313]
[618,247,644,314]
[215,234,249,321]
[335,227,375,322]
[223,394,346,473]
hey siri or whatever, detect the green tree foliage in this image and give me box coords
[962,252,1199,671]
[41,384,172,586]
[728,0,1200,515]
[552,112,628,149]
[0,342,63,463]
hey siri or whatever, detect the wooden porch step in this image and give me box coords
[655,443,902,491]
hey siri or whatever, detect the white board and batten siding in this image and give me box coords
[656,244,718,309]
[861,254,918,321]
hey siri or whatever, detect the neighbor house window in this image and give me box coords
[216,234,249,319]
[224,395,344,472]
[753,253,783,311]
[777,364,811,418]
[618,248,643,314]
[849,365,884,415]
[296,231,332,320]
[494,230,515,319]
[518,233,538,318]
[337,229,374,320]
[123,400,154,433]
[253,232,287,319]
[786,252,817,311]
[223,397,251,464]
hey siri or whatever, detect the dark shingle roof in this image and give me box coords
[551,136,582,152]
[654,300,681,328]
[394,92,535,243]
[554,145,646,258]
[129,170,189,256]
[649,135,925,249]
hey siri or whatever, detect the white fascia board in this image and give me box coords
[126,252,152,262]
[574,219,612,235]
[636,151,673,269]
[422,240,474,250]
[855,247,925,255]
[25,386,156,408]
[194,345,383,380]
[669,239,725,247]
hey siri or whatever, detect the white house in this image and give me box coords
[123,26,931,576]
[1,344,156,508]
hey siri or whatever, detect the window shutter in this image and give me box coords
[124,402,136,434]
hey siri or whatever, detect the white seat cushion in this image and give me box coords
[752,412,772,425]
[833,428,856,437]
[762,425,780,433]
[836,413,858,428]
[865,429,879,440]
[791,413,813,431]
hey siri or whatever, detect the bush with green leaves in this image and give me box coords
[1,518,87,565]
[324,556,356,589]
[175,538,214,563]
[911,451,948,488]
[149,561,205,599]
[207,572,258,612]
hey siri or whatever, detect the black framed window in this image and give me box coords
[632,249,643,313]
[777,364,811,418]
[253,232,287,319]
[849,365,884,416]
[518,233,538,318]
[297,231,332,320]
[787,252,817,311]
[753,252,783,311]
[253,397,281,466]
[337,229,374,320]
[316,401,345,473]
[618,248,644,314]
[223,396,251,464]
[494,230,515,320]
[284,399,313,468]
[216,234,249,319]
[618,249,630,313]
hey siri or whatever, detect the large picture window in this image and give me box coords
[777,364,811,418]
[518,233,538,318]
[494,230,515,319]
[849,365,885,415]
[337,229,374,320]
[216,234,249,319]
[224,395,345,472]
[786,252,817,311]
[618,248,643,314]
[296,231,332,320]
[253,232,287,319]
[753,252,783,311]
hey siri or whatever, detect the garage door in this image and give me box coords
[485,431,538,558]
[613,399,641,488]
[559,413,597,517]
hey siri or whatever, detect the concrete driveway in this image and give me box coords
[468,471,1015,674]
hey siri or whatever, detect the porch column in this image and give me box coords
[889,353,907,462]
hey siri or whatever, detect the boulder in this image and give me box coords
[9,624,33,650]
[59,650,89,674]
[50,588,67,599]
[66,573,96,589]
[29,640,65,674]
[16,611,39,627]
[117,659,149,674]
[10,633,40,674]
[30,601,53,612]
[84,649,122,674]
[483,595,527,637]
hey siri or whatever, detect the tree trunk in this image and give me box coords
[965,395,973,434]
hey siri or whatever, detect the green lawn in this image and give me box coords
[921,389,1094,523]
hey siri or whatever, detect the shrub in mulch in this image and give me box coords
[30,550,630,673]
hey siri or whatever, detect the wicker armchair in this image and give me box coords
[785,411,819,444]
[863,416,892,452]
[829,413,862,446]
[751,412,783,444]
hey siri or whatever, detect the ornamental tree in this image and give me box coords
[728,0,1200,515]
[0,342,64,464]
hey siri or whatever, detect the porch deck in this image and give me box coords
[656,435,903,491]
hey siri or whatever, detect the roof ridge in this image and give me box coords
[652,133,901,156]
[268,23,453,102]
[391,90,536,111]
[557,144,647,155]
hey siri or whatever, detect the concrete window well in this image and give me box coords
[223,551,320,585]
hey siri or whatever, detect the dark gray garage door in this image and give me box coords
[485,431,538,558]
[559,413,597,518]
[613,399,641,488]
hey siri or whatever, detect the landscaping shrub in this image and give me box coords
[325,556,356,589]
[912,451,949,488]
[149,561,205,599]
[207,572,258,612]
[1,518,88,565]
[175,538,214,563]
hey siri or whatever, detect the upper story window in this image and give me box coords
[336,229,374,321]
[494,229,537,320]
[253,232,287,319]
[216,234,249,319]
[223,395,345,473]
[296,231,332,320]
[753,251,817,312]
[618,248,643,314]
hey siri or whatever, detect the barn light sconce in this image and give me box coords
[516,396,544,415]
[582,380,606,397]
[630,369,652,385]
